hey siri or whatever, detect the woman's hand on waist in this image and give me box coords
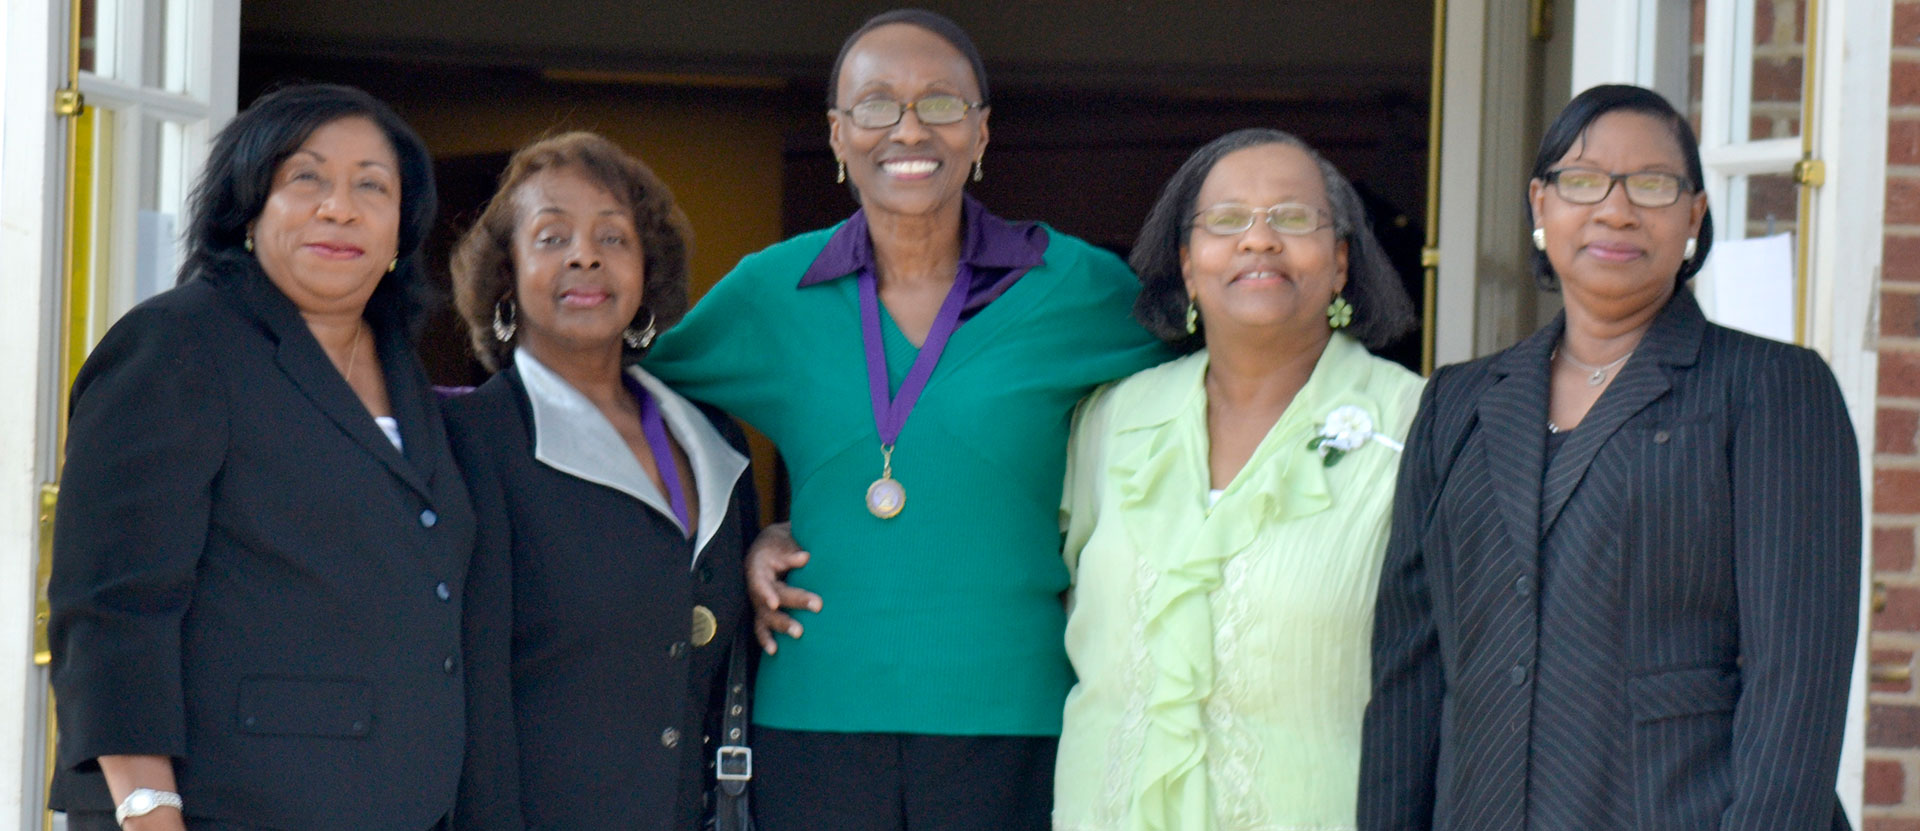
[748,521,823,655]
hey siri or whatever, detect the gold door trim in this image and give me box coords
[1421,0,1447,376]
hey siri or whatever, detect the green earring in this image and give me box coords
[1185,301,1199,334]
[1327,296,1354,330]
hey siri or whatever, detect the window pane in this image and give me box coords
[160,0,195,95]
[1745,0,1806,142]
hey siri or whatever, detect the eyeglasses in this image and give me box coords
[1543,167,1693,208]
[1191,202,1332,237]
[837,95,983,129]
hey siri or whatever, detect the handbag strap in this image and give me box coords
[713,641,753,831]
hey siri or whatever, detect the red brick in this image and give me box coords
[1894,60,1920,108]
[1880,586,1920,630]
[1868,758,1906,805]
[1883,408,1920,455]
[1751,57,1805,103]
[1888,237,1920,284]
[1890,176,1920,226]
[1890,291,1920,340]
[1870,703,1920,747]
[1874,648,1916,695]
[1885,349,1920,398]
[1896,120,1920,166]
[1879,524,1919,573]
[1866,819,1920,831]
[1900,2,1920,47]
[1879,469,1920,514]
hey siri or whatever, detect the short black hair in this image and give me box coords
[1530,83,1714,289]
[826,8,990,108]
[1131,128,1417,353]
[181,83,439,333]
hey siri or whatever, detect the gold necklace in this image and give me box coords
[344,322,367,383]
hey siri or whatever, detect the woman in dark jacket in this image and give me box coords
[447,131,756,831]
[1360,84,1860,831]
[49,84,475,831]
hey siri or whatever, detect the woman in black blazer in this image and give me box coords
[48,84,475,830]
[1360,84,1861,831]
[446,132,755,831]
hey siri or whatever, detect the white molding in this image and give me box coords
[0,0,62,824]
[1805,0,1890,823]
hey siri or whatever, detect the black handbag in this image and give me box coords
[707,642,755,831]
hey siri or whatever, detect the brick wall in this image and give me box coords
[1872,2,1920,826]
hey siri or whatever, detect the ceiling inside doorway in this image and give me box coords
[242,0,1435,98]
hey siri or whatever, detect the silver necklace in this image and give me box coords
[1553,346,1632,387]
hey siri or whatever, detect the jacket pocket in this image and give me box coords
[1627,666,1740,723]
[235,676,373,738]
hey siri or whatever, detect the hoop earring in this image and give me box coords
[1531,228,1546,251]
[836,160,846,184]
[1184,300,1199,335]
[1327,296,1354,330]
[1683,237,1698,261]
[972,159,984,182]
[492,297,518,343]
[623,308,658,350]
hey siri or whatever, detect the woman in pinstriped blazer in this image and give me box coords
[1359,84,1861,831]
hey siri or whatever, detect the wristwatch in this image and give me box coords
[114,788,183,826]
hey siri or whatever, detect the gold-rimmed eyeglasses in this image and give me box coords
[1191,202,1332,237]
[836,95,983,129]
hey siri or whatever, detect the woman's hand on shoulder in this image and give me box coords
[747,522,822,655]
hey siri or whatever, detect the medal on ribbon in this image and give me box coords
[857,266,971,520]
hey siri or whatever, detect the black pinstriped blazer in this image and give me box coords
[1359,290,1859,831]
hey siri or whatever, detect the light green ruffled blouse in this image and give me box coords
[1054,335,1424,831]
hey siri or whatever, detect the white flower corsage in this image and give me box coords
[1306,405,1404,467]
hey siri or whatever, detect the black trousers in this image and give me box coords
[751,727,1056,831]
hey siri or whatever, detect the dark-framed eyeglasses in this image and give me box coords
[1191,202,1332,237]
[837,95,983,129]
[1543,167,1693,208]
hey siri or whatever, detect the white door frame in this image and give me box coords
[1568,0,1889,823]
[2,0,238,824]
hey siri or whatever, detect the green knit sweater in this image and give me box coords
[645,222,1167,735]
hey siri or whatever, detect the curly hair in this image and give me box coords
[1131,128,1417,353]
[451,131,693,371]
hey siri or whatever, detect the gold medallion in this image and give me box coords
[691,605,718,647]
[866,476,905,519]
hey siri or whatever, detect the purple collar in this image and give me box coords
[796,195,1051,316]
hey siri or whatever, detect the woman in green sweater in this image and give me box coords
[642,9,1165,831]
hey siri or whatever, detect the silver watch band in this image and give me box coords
[114,788,183,825]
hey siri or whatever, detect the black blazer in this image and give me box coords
[1360,291,1860,831]
[47,268,477,828]
[448,365,755,831]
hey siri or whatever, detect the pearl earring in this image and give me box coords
[1532,228,1546,251]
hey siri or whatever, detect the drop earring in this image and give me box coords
[244,235,254,253]
[623,308,658,350]
[1683,237,1698,260]
[972,159,983,182]
[1531,228,1546,251]
[492,297,518,343]
[387,257,398,274]
[1326,296,1354,330]
[1184,300,1199,335]
[836,160,846,184]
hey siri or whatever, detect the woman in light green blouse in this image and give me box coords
[1054,129,1421,831]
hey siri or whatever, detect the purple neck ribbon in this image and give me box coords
[858,266,972,449]
[631,380,692,536]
